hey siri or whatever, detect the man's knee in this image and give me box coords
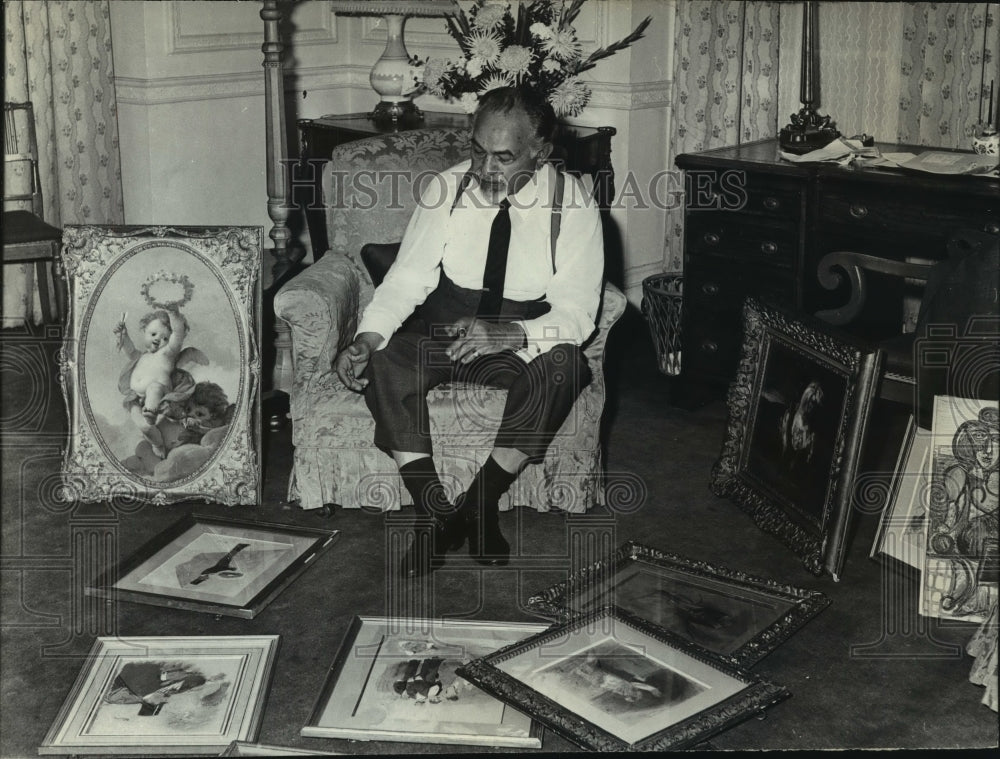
[539,344,592,389]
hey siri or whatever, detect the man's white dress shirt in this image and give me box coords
[356,160,604,361]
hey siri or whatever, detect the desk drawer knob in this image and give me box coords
[849,203,869,219]
[701,282,720,296]
[700,339,719,353]
[703,232,721,246]
[761,241,778,255]
[763,196,781,211]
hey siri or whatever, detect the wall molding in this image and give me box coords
[115,66,367,106]
[588,80,672,111]
[357,1,606,53]
[166,0,338,54]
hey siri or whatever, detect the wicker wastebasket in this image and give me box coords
[641,273,683,376]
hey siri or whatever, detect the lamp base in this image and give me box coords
[369,100,424,127]
[779,105,841,154]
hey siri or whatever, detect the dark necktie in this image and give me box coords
[476,198,511,321]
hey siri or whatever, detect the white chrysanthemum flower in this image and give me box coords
[465,30,501,63]
[542,28,581,61]
[459,92,480,113]
[530,22,553,40]
[466,56,485,78]
[472,2,507,31]
[497,45,532,80]
[548,77,590,117]
[478,72,515,95]
[541,57,561,73]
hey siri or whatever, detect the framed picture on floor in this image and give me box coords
[39,635,279,755]
[527,541,830,667]
[456,607,789,752]
[85,513,339,619]
[302,616,548,747]
[710,298,883,579]
[920,395,998,624]
[219,741,330,756]
[870,415,931,570]
[58,225,262,506]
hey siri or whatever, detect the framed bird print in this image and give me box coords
[85,514,339,619]
[58,225,262,506]
[39,635,279,755]
[710,298,883,579]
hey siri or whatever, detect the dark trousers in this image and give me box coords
[363,275,592,460]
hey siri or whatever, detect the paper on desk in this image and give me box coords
[891,150,999,176]
[779,138,878,165]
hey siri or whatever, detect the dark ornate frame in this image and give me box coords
[710,298,883,579]
[85,513,339,619]
[457,607,789,752]
[526,541,830,667]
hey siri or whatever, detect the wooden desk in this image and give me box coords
[673,139,999,404]
[296,111,617,258]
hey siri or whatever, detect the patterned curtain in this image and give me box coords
[3,0,124,327]
[665,1,781,272]
[898,2,999,147]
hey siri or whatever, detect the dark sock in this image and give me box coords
[463,456,519,516]
[399,457,451,520]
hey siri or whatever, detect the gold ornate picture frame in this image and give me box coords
[710,298,883,579]
[527,541,830,668]
[457,607,789,752]
[58,226,262,506]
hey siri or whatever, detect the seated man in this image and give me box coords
[333,86,604,578]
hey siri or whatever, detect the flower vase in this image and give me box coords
[369,14,423,126]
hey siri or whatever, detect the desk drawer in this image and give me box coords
[682,265,795,382]
[685,263,795,314]
[685,215,799,268]
[818,180,1000,243]
[685,170,806,220]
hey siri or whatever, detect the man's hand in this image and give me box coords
[333,332,383,392]
[445,317,526,364]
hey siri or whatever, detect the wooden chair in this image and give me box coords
[3,101,63,323]
[815,228,1000,423]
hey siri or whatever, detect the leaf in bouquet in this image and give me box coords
[446,14,473,55]
[561,0,587,29]
[575,15,651,74]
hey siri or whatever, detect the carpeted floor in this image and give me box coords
[1,308,997,757]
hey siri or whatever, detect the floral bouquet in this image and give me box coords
[419,0,651,117]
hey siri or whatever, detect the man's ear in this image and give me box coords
[533,141,553,163]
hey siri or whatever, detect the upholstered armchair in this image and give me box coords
[274,128,626,513]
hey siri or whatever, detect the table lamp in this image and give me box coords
[330,0,455,125]
[779,1,840,154]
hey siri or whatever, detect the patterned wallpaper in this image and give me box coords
[898,2,999,146]
[666,0,780,271]
[4,0,123,326]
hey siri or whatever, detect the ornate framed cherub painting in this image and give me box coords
[58,226,262,506]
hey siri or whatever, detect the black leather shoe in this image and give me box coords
[398,522,447,579]
[465,510,510,567]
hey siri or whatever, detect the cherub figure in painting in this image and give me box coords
[163,381,236,447]
[113,273,208,458]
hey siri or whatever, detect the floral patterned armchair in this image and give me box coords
[274,128,626,513]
